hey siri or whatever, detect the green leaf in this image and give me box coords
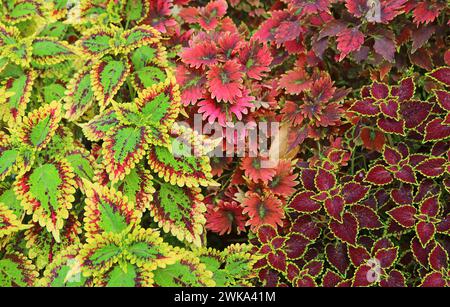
[130,45,156,71]
[81,108,119,141]
[0,70,35,123]
[91,57,130,110]
[124,0,149,24]
[0,148,20,180]
[0,253,37,287]
[77,27,114,57]
[31,37,75,65]
[106,263,137,287]
[64,69,95,121]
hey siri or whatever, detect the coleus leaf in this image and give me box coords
[314,168,336,191]
[77,27,115,58]
[14,101,62,151]
[424,118,450,142]
[416,221,435,247]
[83,181,140,240]
[94,262,153,287]
[152,250,215,287]
[329,212,359,246]
[416,157,446,178]
[399,100,432,129]
[336,27,365,62]
[80,108,119,142]
[91,57,130,111]
[151,183,206,247]
[428,66,450,86]
[376,117,405,135]
[112,166,155,212]
[387,205,416,228]
[4,0,42,24]
[350,205,383,229]
[65,148,96,189]
[0,145,21,181]
[31,37,76,66]
[325,242,350,275]
[132,64,169,91]
[123,0,150,24]
[120,25,162,53]
[0,253,38,286]
[421,272,446,287]
[39,245,89,287]
[102,125,149,182]
[0,69,36,124]
[341,182,369,204]
[324,195,345,222]
[0,202,30,238]
[63,68,95,121]
[133,80,181,132]
[14,159,76,242]
[380,270,406,287]
[288,191,321,213]
[147,125,215,188]
[429,243,448,272]
[365,165,393,185]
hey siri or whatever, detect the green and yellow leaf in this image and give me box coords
[63,68,95,121]
[0,252,38,287]
[80,108,119,141]
[0,202,30,238]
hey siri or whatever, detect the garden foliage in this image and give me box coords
[0,0,449,287]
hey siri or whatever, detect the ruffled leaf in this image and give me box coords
[63,68,95,121]
[0,253,38,287]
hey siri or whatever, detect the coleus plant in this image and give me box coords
[0,0,449,288]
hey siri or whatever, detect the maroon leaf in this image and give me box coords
[291,215,321,241]
[284,233,309,259]
[289,191,321,213]
[257,224,277,244]
[365,165,393,185]
[295,275,317,287]
[383,146,402,165]
[379,99,399,119]
[425,118,450,141]
[348,246,371,267]
[350,205,382,229]
[380,270,406,287]
[329,213,359,246]
[341,182,369,204]
[373,34,396,62]
[322,270,343,287]
[391,184,413,205]
[268,250,287,272]
[429,67,450,86]
[387,205,417,228]
[400,100,432,129]
[416,157,446,178]
[371,82,389,100]
[394,165,417,184]
[374,247,398,268]
[411,25,435,53]
[315,168,336,191]
[393,78,414,101]
[325,195,345,222]
[420,196,439,218]
[416,221,436,246]
[421,272,446,287]
[350,98,380,116]
[411,238,435,267]
[326,242,350,275]
[352,265,375,287]
[377,117,405,135]
[429,243,448,272]
[435,90,450,111]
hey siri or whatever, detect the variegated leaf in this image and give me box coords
[83,181,140,240]
[0,253,38,287]
[91,57,130,110]
[80,108,119,141]
[0,202,30,238]
[120,25,161,53]
[151,183,206,247]
[63,68,95,121]
[77,27,115,57]
[14,159,76,242]
[102,125,149,182]
[14,101,62,151]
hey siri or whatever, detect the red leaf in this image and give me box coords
[393,77,415,101]
[435,90,450,111]
[326,242,350,275]
[295,275,317,287]
[387,205,417,228]
[420,196,440,218]
[329,212,359,246]
[379,99,399,119]
[284,233,309,259]
[416,221,435,246]
[352,265,375,287]
[324,195,345,222]
[429,243,448,272]
[416,157,446,178]
[380,270,406,287]
[374,247,398,268]
[424,118,450,142]
[291,215,321,241]
[336,27,365,62]
[411,237,434,267]
[257,224,277,244]
[394,165,417,184]
[348,245,371,267]
[278,68,313,95]
[421,272,446,287]
[411,25,435,53]
[315,168,336,191]
[268,250,287,272]
[341,182,369,204]
[413,2,444,25]
[391,184,413,205]
[289,191,321,213]
[429,67,450,86]
[377,117,405,135]
[365,165,393,185]
[350,205,382,229]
